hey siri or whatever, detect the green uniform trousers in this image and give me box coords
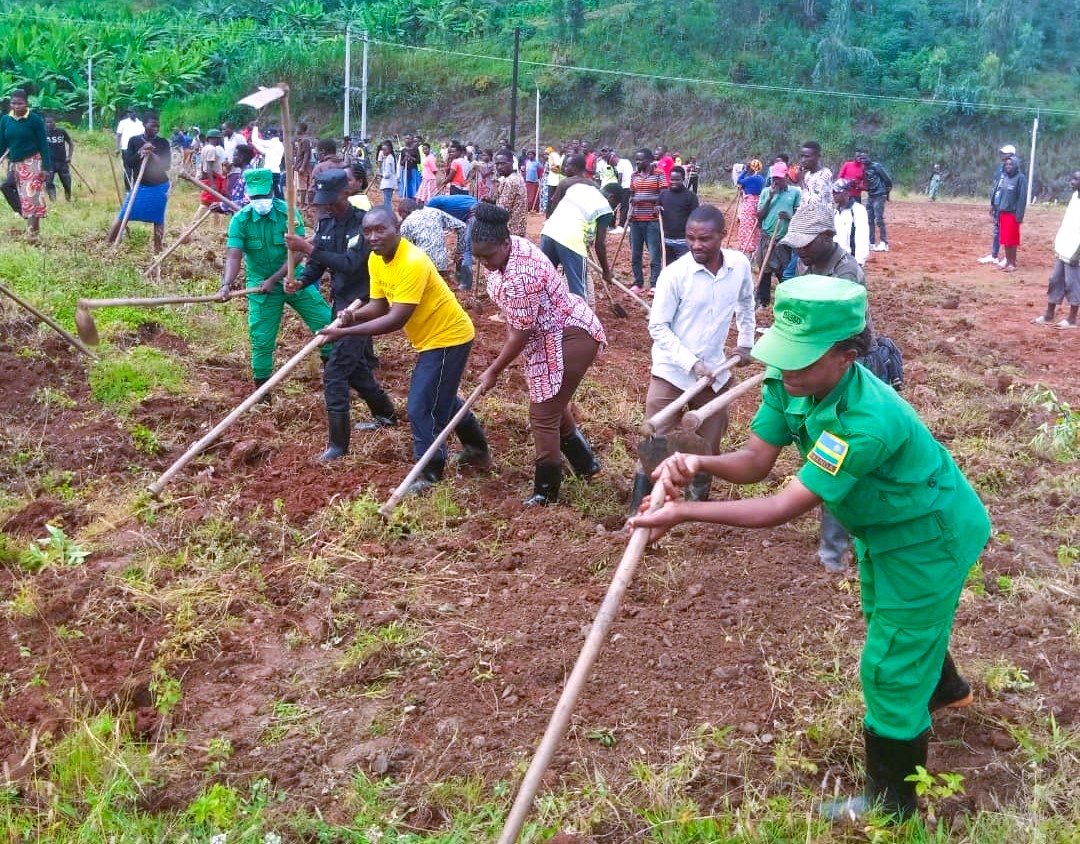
[246,281,332,380]
[858,522,970,741]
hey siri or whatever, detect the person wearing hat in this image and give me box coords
[218,168,332,395]
[831,178,870,267]
[979,144,1018,265]
[321,207,491,495]
[630,275,991,822]
[198,128,228,218]
[283,169,397,460]
[754,161,801,308]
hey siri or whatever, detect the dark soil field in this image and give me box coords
[1,188,1078,841]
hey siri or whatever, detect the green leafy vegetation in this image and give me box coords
[88,346,186,410]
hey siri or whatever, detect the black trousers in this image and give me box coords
[1,166,20,214]
[46,162,72,200]
[324,333,384,414]
[617,186,630,227]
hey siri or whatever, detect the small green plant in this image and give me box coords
[985,662,1035,694]
[1024,386,1080,461]
[904,766,965,821]
[21,525,90,572]
[89,347,186,410]
[995,574,1014,595]
[586,727,618,748]
[40,470,77,501]
[205,736,233,774]
[185,782,240,829]
[149,669,183,716]
[130,424,160,455]
[965,560,985,596]
[1058,544,1079,566]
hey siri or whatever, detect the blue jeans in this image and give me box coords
[407,341,485,464]
[382,188,394,213]
[867,194,888,244]
[539,235,587,298]
[630,219,662,287]
[819,508,851,571]
[991,216,1000,258]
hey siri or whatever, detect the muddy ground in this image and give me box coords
[1,197,1077,830]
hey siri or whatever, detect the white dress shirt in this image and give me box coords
[250,126,284,173]
[648,248,756,392]
[615,158,634,189]
[834,200,870,266]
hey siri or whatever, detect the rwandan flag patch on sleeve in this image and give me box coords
[808,431,849,476]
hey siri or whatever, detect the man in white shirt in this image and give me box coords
[250,125,285,198]
[115,107,145,187]
[832,178,870,267]
[606,149,635,231]
[630,204,755,510]
[221,122,240,159]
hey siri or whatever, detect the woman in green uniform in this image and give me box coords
[630,275,991,820]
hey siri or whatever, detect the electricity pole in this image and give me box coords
[360,31,369,141]
[344,22,352,136]
[509,27,521,150]
[87,57,94,131]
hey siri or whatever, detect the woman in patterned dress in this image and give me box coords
[0,89,50,241]
[471,202,607,506]
[736,158,765,256]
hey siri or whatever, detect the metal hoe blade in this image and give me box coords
[636,430,709,476]
[238,86,286,109]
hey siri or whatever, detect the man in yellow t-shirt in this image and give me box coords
[323,208,490,493]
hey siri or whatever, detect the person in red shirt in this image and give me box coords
[655,145,675,187]
[440,140,469,195]
[837,149,866,203]
[583,142,596,181]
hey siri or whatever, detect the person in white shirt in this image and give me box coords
[630,204,756,510]
[832,178,870,267]
[115,107,145,187]
[607,150,635,231]
[221,122,240,159]
[250,125,285,198]
[1032,168,1080,329]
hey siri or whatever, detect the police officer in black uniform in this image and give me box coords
[44,116,74,202]
[284,169,397,461]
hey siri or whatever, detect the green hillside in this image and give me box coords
[2,0,1078,193]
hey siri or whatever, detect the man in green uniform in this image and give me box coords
[218,168,332,393]
[630,276,990,820]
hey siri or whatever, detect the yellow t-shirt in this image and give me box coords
[369,238,475,351]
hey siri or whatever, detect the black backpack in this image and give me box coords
[862,336,904,388]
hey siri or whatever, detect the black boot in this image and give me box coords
[560,428,601,478]
[320,411,351,461]
[253,377,272,404]
[406,457,445,495]
[355,390,397,431]
[627,471,653,516]
[524,461,562,506]
[823,726,927,822]
[929,652,973,711]
[454,413,492,469]
[686,472,711,501]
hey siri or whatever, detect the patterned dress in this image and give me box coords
[485,236,606,403]
[492,171,528,237]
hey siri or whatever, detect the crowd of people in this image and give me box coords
[3,89,1080,826]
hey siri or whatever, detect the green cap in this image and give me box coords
[751,275,867,370]
[244,168,273,197]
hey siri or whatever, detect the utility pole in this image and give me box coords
[1027,112,1038,205]
[344,22,352,137]
[360,30,369,141]
[87,57,94,131]
[509,27,521,150]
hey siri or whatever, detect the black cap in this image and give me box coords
[312,169,349,204]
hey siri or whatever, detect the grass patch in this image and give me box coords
[88,346,186,411]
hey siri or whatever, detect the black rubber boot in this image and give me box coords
[355,390,397,431]
[560,428,601,478]
[864,726,927,819]
[406,457,445,495]
[686,472,711,501]
[524,461,563,506]
[320,411,351,462]
[627,471,653,515]
[822,727,927,822]
[929,651,973,711]
[454,413,492,469]
[253,377,272,405]
[456,263,474,291]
